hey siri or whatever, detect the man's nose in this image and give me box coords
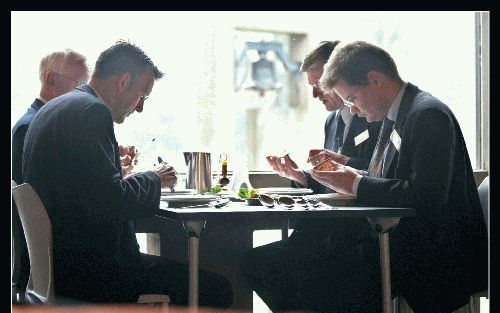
[312,87,320,98]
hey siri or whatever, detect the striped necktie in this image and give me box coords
[334,112,345,153]
[367,118,395,177]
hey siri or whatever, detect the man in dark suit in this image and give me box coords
[241,41,381,312]
[11,49,90,300]
[22,40,233,307]
[307,40,488,313]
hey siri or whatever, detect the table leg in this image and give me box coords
[182,220,206,311]
[380,232,392,313]
[367,217,400,313]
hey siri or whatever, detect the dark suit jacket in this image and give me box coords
[22,85,161,303]
[297,111,381,194]
[12,98,44,184]
[11,98,45,294]
[357,83,488,313]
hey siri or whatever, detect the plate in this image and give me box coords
[161,188,196,196]
[258,187,313,196]
[161,194,219,208]
[308,193,356,206]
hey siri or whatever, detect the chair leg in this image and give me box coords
[393,296,400,313]
[467,295,480,313]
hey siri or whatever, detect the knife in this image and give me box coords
[158,156,175,193]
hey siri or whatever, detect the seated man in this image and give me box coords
[12,49,90,300]
[22,40,233,307]
[242,41,380,313]
[243,40,488,313]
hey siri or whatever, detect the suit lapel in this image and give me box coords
[382,83,420,178]
[341,115,362,153]
[324,111,337,151]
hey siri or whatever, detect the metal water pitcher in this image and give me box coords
[183,152,212,194]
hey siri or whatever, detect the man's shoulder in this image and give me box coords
[46,88,104,114]
[410,90,453,119]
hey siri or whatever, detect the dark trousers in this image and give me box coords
[141,253,233,308]
[240,218,381,313]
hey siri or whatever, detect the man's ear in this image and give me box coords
[367,71,384,87]
[117,72,131,92]
[45,71,57,89]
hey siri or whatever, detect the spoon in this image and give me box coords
[259,194,275,208]
[294,196,308,207]
[307,197,321,207]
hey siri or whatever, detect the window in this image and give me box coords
[11,11,487,174]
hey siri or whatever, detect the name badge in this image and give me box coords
[354,130,369,146]
[390,129,401,151]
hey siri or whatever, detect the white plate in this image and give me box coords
[161,194,219,202]
[160,194,220,208]
[258,187,313,196]
[161,188,196,195]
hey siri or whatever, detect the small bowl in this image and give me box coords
[277,196,295,207]
[258,194,276,208]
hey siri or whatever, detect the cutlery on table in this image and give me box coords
[158,156,175,193]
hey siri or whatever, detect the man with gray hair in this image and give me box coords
[21,40,233,306]
[13,49,89,185]
[12,49,89,301]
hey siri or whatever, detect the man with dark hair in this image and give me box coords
[22,40,233,307]
[307,40,488,313]
[241,41,380,313]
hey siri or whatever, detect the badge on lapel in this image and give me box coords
[354,130,369,146]
[390,129,401,151]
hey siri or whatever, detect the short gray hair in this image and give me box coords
[39,49,88,82]
[92,40,164,81]
[300,40,340,72]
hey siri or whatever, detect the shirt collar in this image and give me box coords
[386,82,407,122]
[37,96,47,104]
[339,105,354,124]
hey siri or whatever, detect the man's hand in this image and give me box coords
[266,154,307,187]
[307,149,350,166]
[119,145,139,177]
[153,162,178,189]
[310,159,357,195]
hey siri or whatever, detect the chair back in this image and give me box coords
[11,180,22,301]
[478,176,489,234]
[11,182,54,304]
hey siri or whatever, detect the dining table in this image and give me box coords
[156,197,415,313]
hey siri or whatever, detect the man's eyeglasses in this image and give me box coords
[57,73,86,87]
[311,83,333,94]
[139,95,149,102]
[342,86,360,108]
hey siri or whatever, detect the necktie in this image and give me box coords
[367,118,395,177]
[334,113,345,153]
